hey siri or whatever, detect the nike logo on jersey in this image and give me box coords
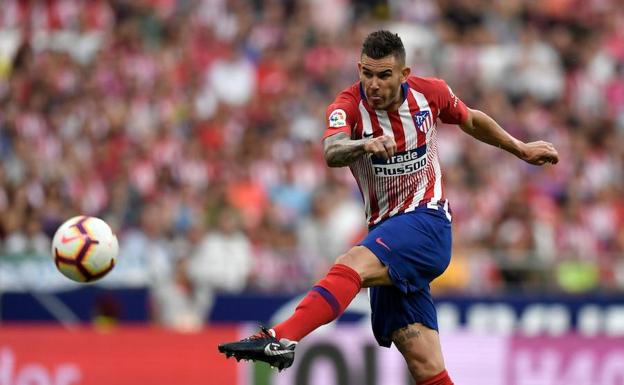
[376,237,391,252]
[264,343,293,356]
[363,132,373,138]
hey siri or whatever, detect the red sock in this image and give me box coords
[272,264,361,341]
[418,370,454,385]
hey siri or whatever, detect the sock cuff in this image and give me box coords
[331,263,362,289]
[418,369,451,385]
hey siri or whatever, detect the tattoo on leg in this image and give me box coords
[393,325,421,347]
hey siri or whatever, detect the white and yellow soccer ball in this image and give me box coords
[51,216,119,282]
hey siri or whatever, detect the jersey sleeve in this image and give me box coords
[435,79,469,125]
[322,92,359,140]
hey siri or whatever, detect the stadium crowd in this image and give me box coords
[1,0,624,326]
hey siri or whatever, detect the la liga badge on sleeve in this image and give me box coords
[328,109,347,127]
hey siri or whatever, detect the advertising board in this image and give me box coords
[0,326,239,385]
[247,327,624,385]
[2,325,624,385]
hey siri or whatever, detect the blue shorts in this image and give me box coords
[359,206,452,347]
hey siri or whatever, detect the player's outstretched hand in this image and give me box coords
[364,135,396,161]
[520,141,559,165]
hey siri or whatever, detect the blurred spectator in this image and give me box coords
[4,211,49,256]
[269,161,312,223]
[207,47,256,106]
[187,208,252,293]
[556,256,600,293]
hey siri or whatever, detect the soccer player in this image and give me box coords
[218,30,559,384]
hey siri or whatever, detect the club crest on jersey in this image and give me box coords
[413,111,430,132]
[329,109,347,128]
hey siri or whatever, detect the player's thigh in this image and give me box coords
[359,209,452,294]
[335,245,392,287]
[392,322,445,382]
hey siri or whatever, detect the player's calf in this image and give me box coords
[392,323,448,383]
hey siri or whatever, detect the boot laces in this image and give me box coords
[245,326,274,341]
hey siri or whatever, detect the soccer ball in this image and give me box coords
[51,216,119,282]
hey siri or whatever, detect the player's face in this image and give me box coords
[358,54,410,110]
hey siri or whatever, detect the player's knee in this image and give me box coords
[334,249,359,271]
[334,246,389,287]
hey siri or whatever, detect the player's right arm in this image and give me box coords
[323,133,396,167]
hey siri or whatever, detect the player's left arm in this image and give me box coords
[458,108,559,165]
[433,78,558,166]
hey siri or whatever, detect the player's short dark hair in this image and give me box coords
[361,30,406,65]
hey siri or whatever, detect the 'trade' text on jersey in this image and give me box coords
[372,145,427,177]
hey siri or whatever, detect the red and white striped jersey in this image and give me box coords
[323,76,468,227]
